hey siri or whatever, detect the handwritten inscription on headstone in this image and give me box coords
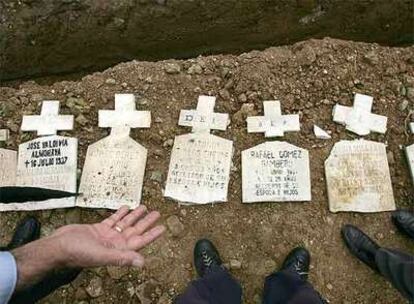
[242,141,311,203]
[165,133,233,204]
[325,140,395,213]
[77,135,147,209]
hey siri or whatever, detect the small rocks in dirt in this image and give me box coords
[65,208,81,224]
[387,151,395,165]
[233,103,255,124]
[166,215,185,237]
[85,277,104,298]
[399,99,409,111]
[327,283,333,290]
[150,170,163,183]
[363,51,379,65]
[230,259,242,270]
[187,64,203,75]
[107,266,129,280]
[165,63,181,74]
[163,139,174,148]
[75,114,88,126]
[105,78,117,85]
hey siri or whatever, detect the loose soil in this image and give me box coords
[0,38,413,304]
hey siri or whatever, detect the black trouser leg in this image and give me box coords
[376,248,414,301]
[262,270,326,304]
[175,266,242,304]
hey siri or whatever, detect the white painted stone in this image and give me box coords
[21,101,74,136]
[0,129,16,187]
[77,94,150,209]
[314,125,331,139]
[0,129,9,142]
[242,141,311,203]
[179,95,229,133]
[247,101,300,137]
[333,93,387,136]
[406,144,414,184]
[77,133,147,209]
[325,139,395,213]
[0,135,78,211]
[165,133,233,204]
[410,122,414,134]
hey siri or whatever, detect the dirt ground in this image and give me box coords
[0,38,413,304]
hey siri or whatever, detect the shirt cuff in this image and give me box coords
[0,252,17,304]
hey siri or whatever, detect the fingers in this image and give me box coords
[101,205,130,228]
[97,248,145,268]
[123,211,161,238]
[115,205,147,231]
[127,225,166,251]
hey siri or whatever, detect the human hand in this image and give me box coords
[12,205,165,291]
[53,205,165,268]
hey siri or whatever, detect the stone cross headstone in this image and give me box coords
[242,141,311,203]
[333,93,387,136]
[0,129,17,187]
[77,94,151,210]
[247,101,300,137]
[1,101,77,211]
[242,101,310,203]
[406,144,414,184]
[165,95,233,204]
[325,139,395,213]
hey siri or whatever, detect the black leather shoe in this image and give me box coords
[341,225,380,272]
[194,239,223,277]
[7,216,41,250]
[280,247,310,281]
[392,210,414,240]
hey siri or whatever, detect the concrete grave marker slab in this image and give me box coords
[77,94,151,210]
[165,95,233,204]
[406,144,414,184]
[247,101,300,137]
[0,129,17,187]
[325,139,395,213]
[0,101,77,211]
[333,93,387,136]
[242,141,311,203]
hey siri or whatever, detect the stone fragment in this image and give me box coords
[314,125,331,139]
[107,266,129,280]
[164,63,181,74]
[85,277,104,298]
[187,64,203,75]
[325,140,395,213]
[410,122,414,134]
[166,215,185,237]
[230,259,242,269]
[0,129,9,142]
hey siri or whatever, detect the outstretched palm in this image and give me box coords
[53,205,165,268]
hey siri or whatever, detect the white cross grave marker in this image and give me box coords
[0,129,17,187]
[247,101,300,137]
[0,101,78,211]
[333,93,387,136]
[21,101,74,136]
[165,95,233,204]
[242,101,311,203]
[77,94,151,210]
